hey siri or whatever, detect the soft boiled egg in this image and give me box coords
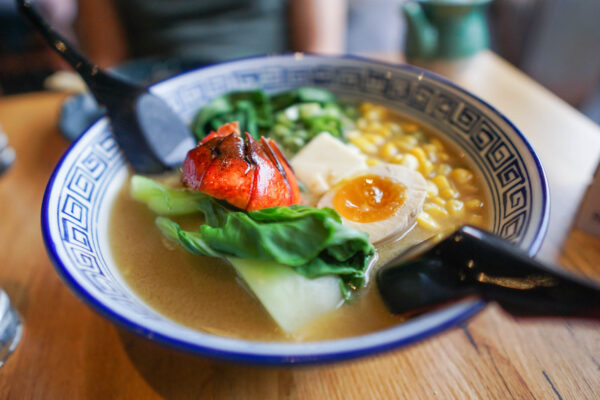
[318,163,427,243]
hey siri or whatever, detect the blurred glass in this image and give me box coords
[0,127,21,368]
[0,290,22,368]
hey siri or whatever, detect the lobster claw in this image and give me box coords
[182,122,301,210]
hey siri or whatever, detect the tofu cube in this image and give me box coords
[291,132,368,195]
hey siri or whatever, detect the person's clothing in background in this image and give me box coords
[347,0,405,55]
[114,0,289,67]
[74,0,349,85]
[0,0,76,94]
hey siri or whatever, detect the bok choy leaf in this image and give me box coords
[131,176,375,298]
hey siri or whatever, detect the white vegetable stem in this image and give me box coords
[228,258,344,334]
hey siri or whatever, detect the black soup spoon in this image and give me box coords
[377,225,600,319]
[17,0,195,174]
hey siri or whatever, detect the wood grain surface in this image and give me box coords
[0,58,599,399]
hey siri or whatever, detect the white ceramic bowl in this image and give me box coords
[42,54,549,365]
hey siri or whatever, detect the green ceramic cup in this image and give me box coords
[404,0,493,61]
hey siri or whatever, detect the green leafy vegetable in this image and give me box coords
[191,90,272,140]
[305,115,343,138]
[270,102,354,154]
[131,176,374,298]
[270,87,336,111]
[190,87,357,155]
[130,175,208,216]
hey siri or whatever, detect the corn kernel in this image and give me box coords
[359,102,375,113]
[420,160,434,177]
[363,133,386,146]
[400,153,419,170]
[367,121,383,131]
[350,136,378,154]
[390,154,404,164]
[437,163,452,176]
[450,168,474,185]
[426,181,439,197]
[424,146,438,163]
[402,123,419,133]
[367,158,381,166]
[432,175,451,191]
[440,187,458,199]
[438,152,450,162]
[432,196,446,207]
[368,125,391,138]
[385,122,402,134]
[465,198,483,210]
[409,147,428,164]
[380,142,398,159]
[365,109,378,122]
[357,118,368,129]
[345,130,361,140]
[395,136,418,151]
[424,202,448,218]
[447,199,464,217]
[411,131,427,143]
[423,143,437,155]
[366,108,387,122]
[430,138,445,151]
[417,212,439,230]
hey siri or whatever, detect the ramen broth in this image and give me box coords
[109,110,489,341]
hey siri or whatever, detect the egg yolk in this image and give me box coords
[332,174,406,223]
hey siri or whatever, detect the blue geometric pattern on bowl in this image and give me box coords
[42,54,549,365]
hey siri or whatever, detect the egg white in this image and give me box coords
[318,163,427,243]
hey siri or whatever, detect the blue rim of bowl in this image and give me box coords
[41,53,549,365]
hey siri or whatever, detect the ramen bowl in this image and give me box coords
[42,54,549,365]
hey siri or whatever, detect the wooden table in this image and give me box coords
[0,51,599,399]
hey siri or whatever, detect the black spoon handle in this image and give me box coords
[16,0,139,102]
[446,226,600,319]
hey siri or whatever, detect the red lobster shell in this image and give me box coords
[182,122,302,210]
